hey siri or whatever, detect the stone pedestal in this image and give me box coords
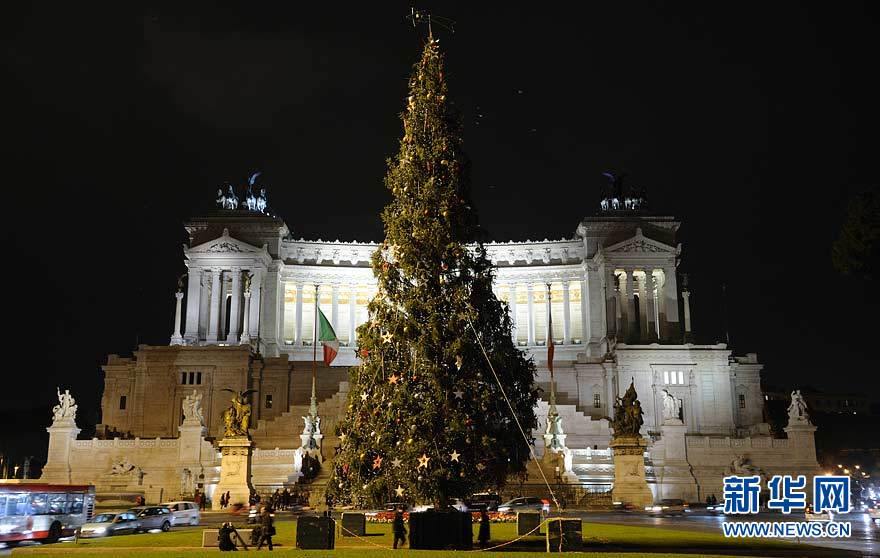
[784,423,819,465]
[610,435,654,508]
[213,436,254,510]
[41,419,80,483]
[657,421,698,501]
[178,422,207,465]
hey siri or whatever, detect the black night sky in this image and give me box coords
[2,4,877,464]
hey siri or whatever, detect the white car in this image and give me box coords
[868,504,880,526]
[804,505,833,521]
[160,501,200,526]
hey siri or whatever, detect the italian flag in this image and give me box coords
[318,308,339,365]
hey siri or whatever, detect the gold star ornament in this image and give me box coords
[381,331,394,344]
[395,484,405,497]
[418,453,430,469]
[450,449,460,462]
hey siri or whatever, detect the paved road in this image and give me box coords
[577,510,880,557]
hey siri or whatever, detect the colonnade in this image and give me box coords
[605,266,680,343]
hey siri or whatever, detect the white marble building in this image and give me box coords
[43,195,820,504]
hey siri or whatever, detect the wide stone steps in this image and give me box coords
[251,383,350,449]
[534,399,612,453]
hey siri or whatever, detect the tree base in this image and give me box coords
[408,509,472,550]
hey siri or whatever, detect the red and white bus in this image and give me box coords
[0,481,95,545]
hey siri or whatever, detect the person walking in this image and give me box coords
[478,509,491,549]
[392,507,407,549]
[220,492,227,509]
[225,491,231,509]
[257,507,275,551]
[194,491,202,510]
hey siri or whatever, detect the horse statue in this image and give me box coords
[256,188,268,213]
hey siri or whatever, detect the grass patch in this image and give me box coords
[8,518,840,556]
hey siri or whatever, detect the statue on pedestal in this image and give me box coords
[182,390,204,426]
[220,389,256,437]
[52,387,77,423]
[661,389,682,423]
[787,390,811,425]
[611,381,644,438]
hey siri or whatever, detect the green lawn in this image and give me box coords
[8,519,845,557]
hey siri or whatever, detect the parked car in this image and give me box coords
[160,501,201,526]
[384,502,410,511]
[412,498,469,512]
[127,506,173,532]
[497,497,549,514]
[78,512,140,538]
[466,493,502,511]
[645,499,690,515]
[804,504,833,521]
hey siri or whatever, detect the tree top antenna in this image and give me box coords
[409,7,455,37]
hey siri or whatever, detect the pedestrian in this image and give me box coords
[220,492,227,509]
[478,509,490,549]
[225,491,231,508]
[194,491,202,510]
[257,507,275,551]
[218,522,237,551]
[392,507,407,549]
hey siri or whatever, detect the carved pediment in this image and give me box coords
[604,228,678,255]
[187,228,262,254]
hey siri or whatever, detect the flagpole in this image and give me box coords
[310,284,318,420]
[547,283,556,412]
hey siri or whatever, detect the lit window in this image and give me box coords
[265,394,273,409]
[593,394,601,408]
[119,395,127,410]
[677,371,684,385]
[738,394,745,409]
[663,371,686,385]
[663,371,670,384]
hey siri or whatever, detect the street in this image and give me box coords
[578,509,880,557]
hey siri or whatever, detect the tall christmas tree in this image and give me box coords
[328,37,538,508]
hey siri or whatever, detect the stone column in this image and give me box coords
[248,269,262,340]
[604,267,616,337]
[206,268,222,343]
[184,269,202,343]
[239,290,252,344]
[581,275,591,346]
[331,284,339,334]
[623,269,636,342]
[526,283,535,345]
[637,272,649,341]
[682,290,693,342]
[295,283,305,346]
[656,272,668,340]
[663,265,680,342]
[171,291,184,345]
[545,283,553,344]
[348,286,357,345]
[259,266,281,357]
[226,267,242,343]
[508,284,518,343]
[644,271,657,342]
[198,277,210,339]
[277,282,287,346]
[562,281,571,345]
